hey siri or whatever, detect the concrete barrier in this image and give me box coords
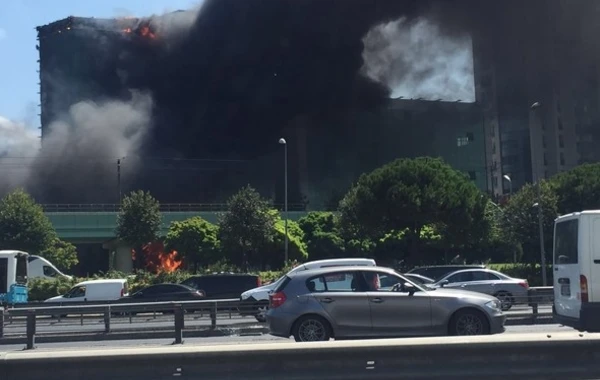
[3,332,600,380]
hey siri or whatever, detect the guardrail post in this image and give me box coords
[210,303,217,330]
[0,308,4,338]
[104,306,111,333]
[26,311,36,350]
[174,304,184,345]
[529,288,539,323]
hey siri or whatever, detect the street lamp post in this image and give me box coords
[503,174,513,195]
[278,138,289,264]
[530,101,547,286]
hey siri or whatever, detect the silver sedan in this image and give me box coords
[266,266,506,342]
[432,268,529,311]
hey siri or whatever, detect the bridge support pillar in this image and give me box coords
[102,239,133,273]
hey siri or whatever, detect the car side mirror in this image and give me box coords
[439,280,449,288]
[402,282,417,296]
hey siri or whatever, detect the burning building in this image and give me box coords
[32,0,600,207]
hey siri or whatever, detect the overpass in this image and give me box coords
[43,204,309,273]
[43,203,309,243]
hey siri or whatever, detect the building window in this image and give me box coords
[466,132,475,142]
[560,152,565,166]
[544,153,548,166]
[558,117,563,130]
[457,137,469,147]
[468,171,477,180]
[559,134,564,148]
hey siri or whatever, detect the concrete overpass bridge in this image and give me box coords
[43,204,308,274]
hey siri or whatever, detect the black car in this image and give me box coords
[117,283,205,314]
[181,273,261,299]
[407,265,486,282]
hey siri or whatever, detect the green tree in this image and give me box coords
[165,217,220,270]
[115,190,162,269]
[549,163,600,214]
[265,210,308,269]
[0,189,57,253]
[338,157,487,262]
[297,212,345,260]
[218,185,277,270]
[39,237,79,272]
[500,182,558,264]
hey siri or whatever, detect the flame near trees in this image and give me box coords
[131,241,182,273]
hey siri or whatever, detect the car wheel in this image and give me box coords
[494,291,514,311]
[449,309,490,336]
[255,302,269,322]
[292,315,332,342]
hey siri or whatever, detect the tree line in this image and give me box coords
[2,157,600,273]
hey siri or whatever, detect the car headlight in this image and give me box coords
[485,300,502,311]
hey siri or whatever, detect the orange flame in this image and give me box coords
[132,241,182,273]
[139,26,156,39]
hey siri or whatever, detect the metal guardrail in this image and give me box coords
[41,203,307,212]
[0,287,555,349]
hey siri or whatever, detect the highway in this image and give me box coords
[0,323,570,352]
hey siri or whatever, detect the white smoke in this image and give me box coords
[0,117,40,191]
[361,17,476,102]
[0,92,153,200]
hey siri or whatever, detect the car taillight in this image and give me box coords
[518,281,529,289]
[581,275,589,303]
[257,277,262,287]
[120,288,124,297]
[270,291,287,308]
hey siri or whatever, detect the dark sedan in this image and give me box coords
[118,283,205,314]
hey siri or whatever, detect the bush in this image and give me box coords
[28,277,78,302]
[488,263,552,287]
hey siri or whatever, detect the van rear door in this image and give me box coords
[553,217,581,319]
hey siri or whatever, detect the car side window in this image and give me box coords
[447,272,473,283]
[472,271,500,281]
[307,272,359,292]
[362,272,403,292]
[67,285,86,298]
[43,265,58,277]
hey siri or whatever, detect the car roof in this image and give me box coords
[187,273,258,278]
[440,268,503,277]
[76,279,127,286]
[289,265,396,279]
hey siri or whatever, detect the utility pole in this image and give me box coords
[117,158,122,205]
[530,102,547,286]
[278,138,289,264]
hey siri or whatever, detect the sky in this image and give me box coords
[0,0,201,133]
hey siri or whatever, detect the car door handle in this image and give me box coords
[320,298,334,304]
[371,297,384,303]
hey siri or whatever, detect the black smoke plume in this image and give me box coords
[1,0,598,204]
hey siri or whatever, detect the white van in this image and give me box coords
[553,210,600,332]
[241,258,376,321]
[28,255,72,280]
[45,279,129,303]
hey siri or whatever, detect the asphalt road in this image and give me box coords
[2,304,552,336]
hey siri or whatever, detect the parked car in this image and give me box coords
[407,265,486,281]
[403,273,435,286]
[266,266,505,342]
[432,268,529,310]
[181,273,260,299]
[241,258,377,322]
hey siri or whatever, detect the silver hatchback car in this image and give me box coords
[267,266,506,342]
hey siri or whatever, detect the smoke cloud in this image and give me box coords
[0,117,39,192]
[361,17,475,102]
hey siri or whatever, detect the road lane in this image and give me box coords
[0,323,574,353]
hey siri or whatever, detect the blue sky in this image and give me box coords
[0,0,201,130]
